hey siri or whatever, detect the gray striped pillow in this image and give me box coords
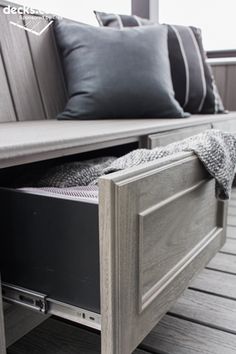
[95,11,225,114]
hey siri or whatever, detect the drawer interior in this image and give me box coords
[0,142,138,325]
[0,186,100,314]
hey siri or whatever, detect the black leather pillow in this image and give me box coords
[54,19,187,120]
[95,11,225,115]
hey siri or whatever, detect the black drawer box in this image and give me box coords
[0,188,100,314]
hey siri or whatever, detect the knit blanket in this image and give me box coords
[36,129,236,200]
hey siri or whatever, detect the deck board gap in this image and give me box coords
[167,312,236,336]
[206,267,236,276]
[219,250,236,257]
[188,286,236,301]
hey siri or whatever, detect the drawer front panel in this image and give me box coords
[148,124,211,148]
[140,180,217,310]
[99,152,227,354]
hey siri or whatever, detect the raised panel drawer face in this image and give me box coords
[148,124,211,148]
[139,180,217,310]
[99,151,226,353]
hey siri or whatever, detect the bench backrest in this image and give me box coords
[0,2,67,123]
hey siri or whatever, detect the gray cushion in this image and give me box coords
[54,19,187,119]
[95,11,225,115]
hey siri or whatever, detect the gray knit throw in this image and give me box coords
[36,157,116,188]
[105,129,236,200]
[36,130,236,200]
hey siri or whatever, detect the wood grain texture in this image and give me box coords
[25,18,67,119]
[170,288,236,333]
[148,124,211,148]
[211,65,227,106]
[190,268,236,299]
[207,252,236,274]
[142,314,236,354]
[7,318,147,354]
[221,238,236,255]
[0,113,235,168]
[99,152,226,354]
[0,7,45,121]
[212,118,236,134]
[227,226,236,239]
[140,180,218,310]
[0,49,16,122]
[228,206,236,216]
[225,65,236,111]
[0,277,6,354]
[4,304,49,347]
[228,214,236,226]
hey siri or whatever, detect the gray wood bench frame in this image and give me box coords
[0,2,234,353]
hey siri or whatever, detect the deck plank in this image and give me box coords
[190,268,236,299]
[227,226,236,239]
[170,288,236,333]
[207,253,236,274]
[221,238,236,255]
[227,215,236,226]
[142,315,236,354]
[8,318,148,354]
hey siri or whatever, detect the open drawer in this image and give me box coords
[0,151,227,353]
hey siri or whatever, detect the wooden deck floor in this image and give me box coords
[7,190,236,354]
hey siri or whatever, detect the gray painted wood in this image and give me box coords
[25,18,67,119]
[221,238,236,255]
[0,49,16,122]
[190,268,236,299]
[228,195,236,203]
[7,318,147,354]
[132,0,150,19]
[228,207,236,217]
[227,214,236,226]
[142,314,236,354]
[0,113,235,168]
[99,152,226,354]
[210,62,236,111]
[4,304,49,347]
[0,277,6,354]
[212,118,236,133]
[170,288,236,333]
[148,123,211,148]
[207,252,236,274]
[211,65,227,106]
[227,226,236,239]
[140,178,218,299]
[0,7,45,121]
[149,0,159,22]
[225,65,236,111]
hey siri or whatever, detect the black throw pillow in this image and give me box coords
[54,19,187,120]
[95,11,225,114]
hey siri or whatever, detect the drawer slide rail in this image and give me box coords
[2,283,101,330]
[2,283,47,313]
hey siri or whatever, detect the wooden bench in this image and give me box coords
[0,2,235,353]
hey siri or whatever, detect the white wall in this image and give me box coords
[14,0,131,25]
[159,0,236,50]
